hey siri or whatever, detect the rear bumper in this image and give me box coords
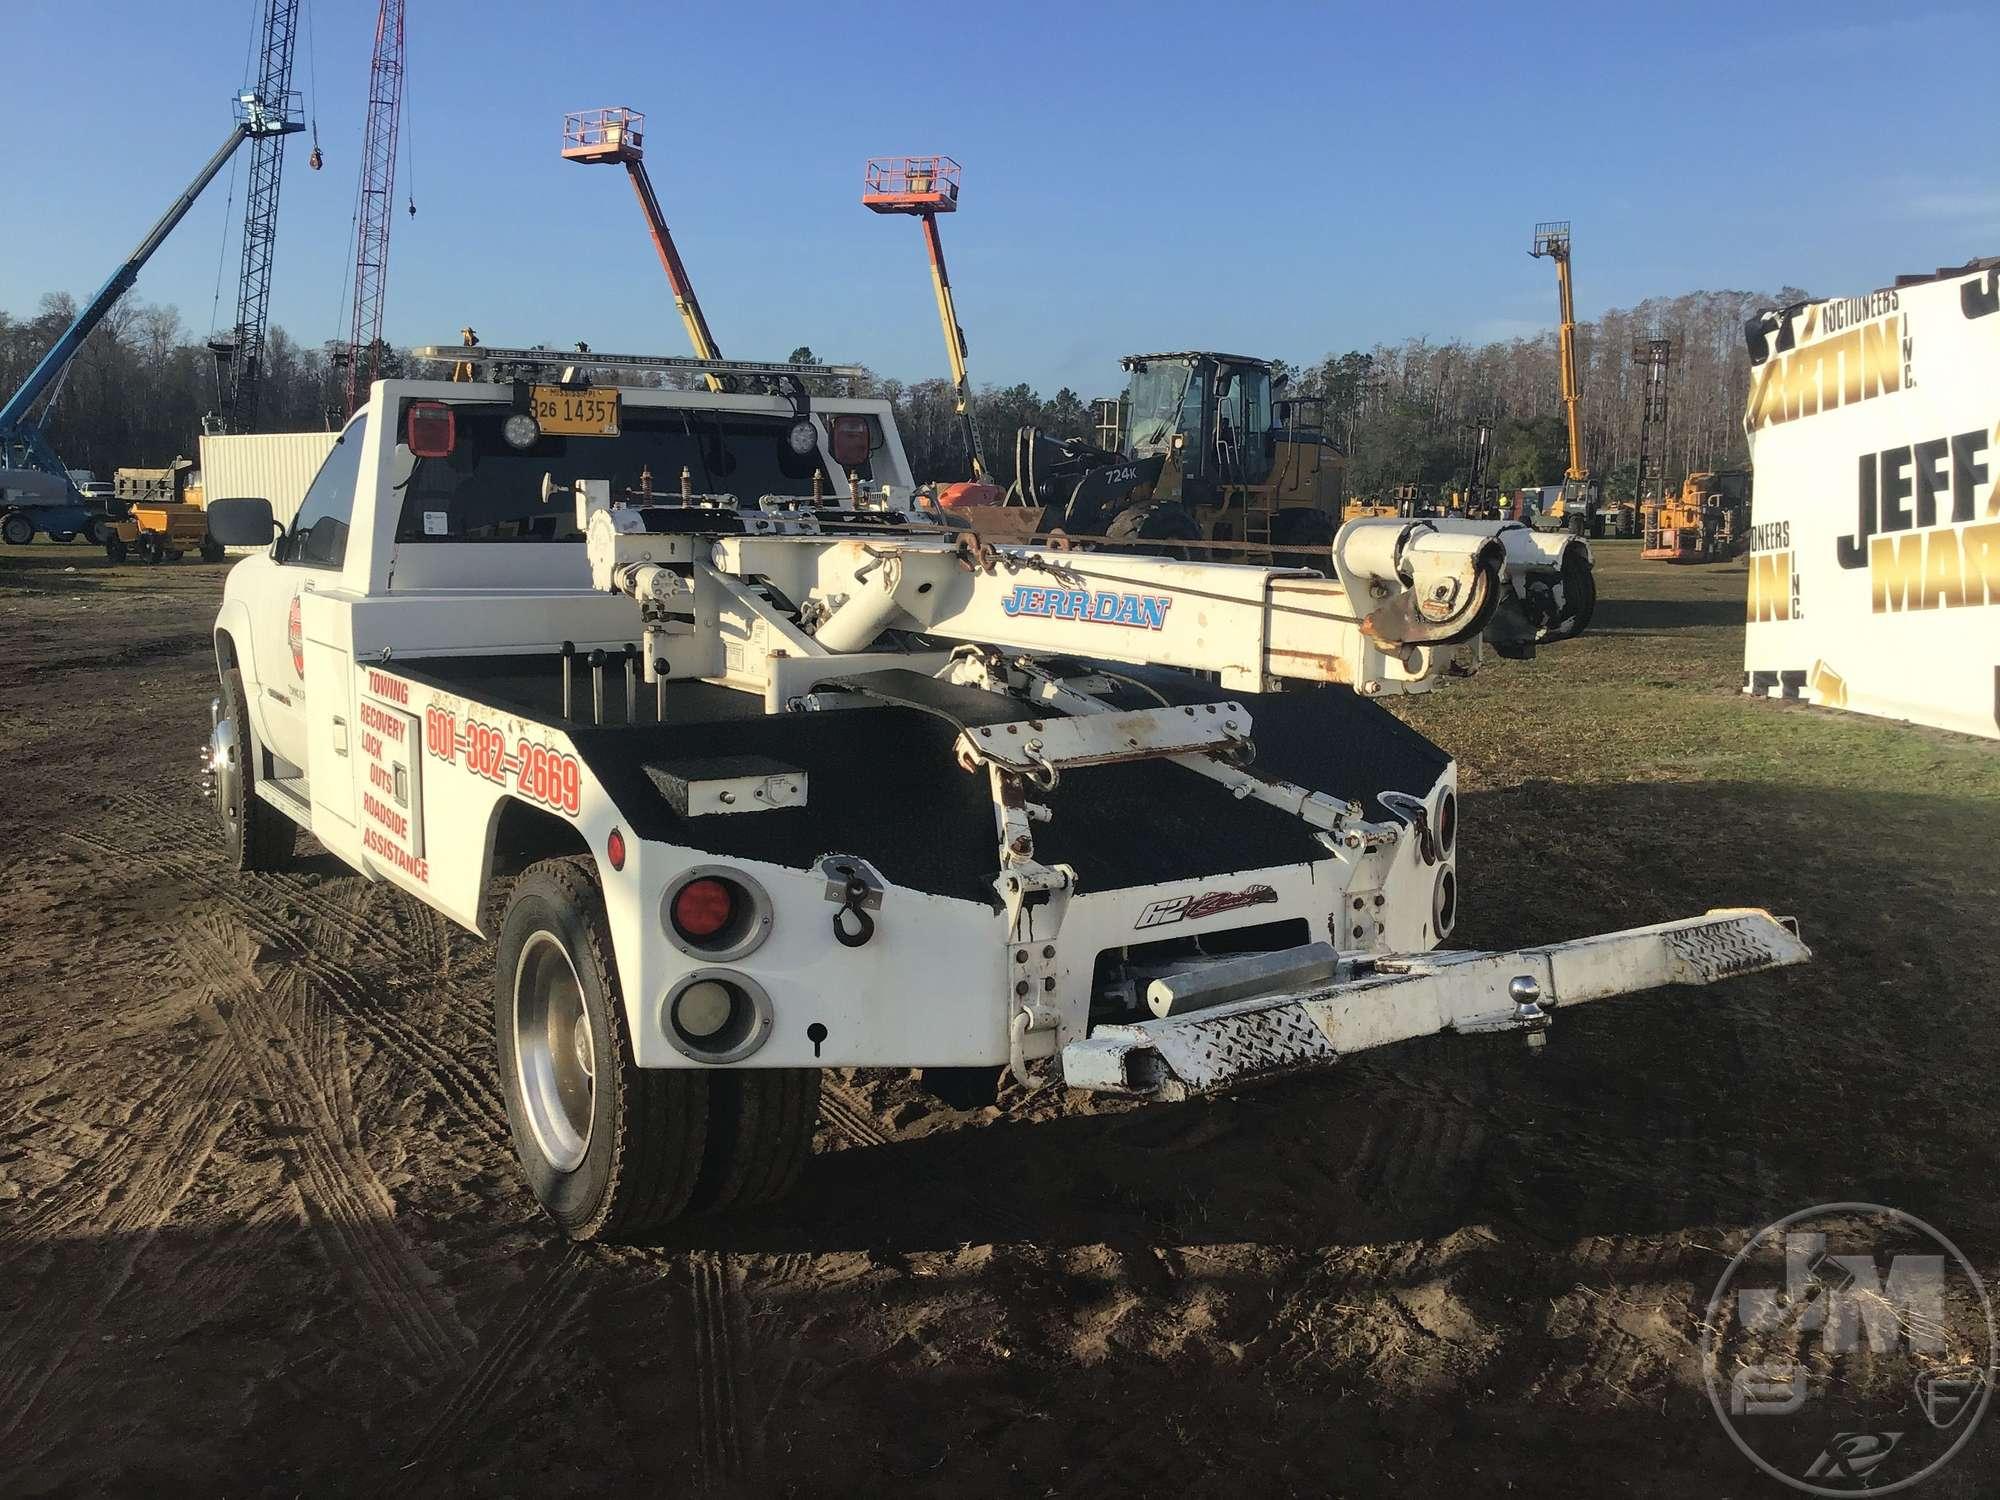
[1061,908,1808,1099]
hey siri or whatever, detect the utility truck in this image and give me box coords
[201,348,1809,1242]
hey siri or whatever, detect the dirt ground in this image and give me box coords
[1,540,1995,1497]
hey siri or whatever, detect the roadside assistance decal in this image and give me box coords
[423,702,581,816]
[360,670,427,883]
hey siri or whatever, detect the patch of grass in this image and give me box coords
[1391,541,2000,806]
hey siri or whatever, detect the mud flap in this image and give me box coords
[1062,908,1809,1100]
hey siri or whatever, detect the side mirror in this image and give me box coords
[207,496,278,547]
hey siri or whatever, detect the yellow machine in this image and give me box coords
[1133,373,1347,545]
[1641,470,1752,563]
[106,459,224,563]
[1526,221,1608,536]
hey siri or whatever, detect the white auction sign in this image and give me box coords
[1742,262,2000,740]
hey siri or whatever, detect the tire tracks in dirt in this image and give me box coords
[396,1245,588,1480]
[0,1030,240,1458]
[689,1250,746,1489]
[176,916,472,1377]
[65,815,509,1155]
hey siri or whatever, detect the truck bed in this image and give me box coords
[391,655,1449,907]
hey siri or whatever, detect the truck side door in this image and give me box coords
[246,417,369,792]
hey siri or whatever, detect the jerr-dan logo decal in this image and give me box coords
[1001,584,1173,630]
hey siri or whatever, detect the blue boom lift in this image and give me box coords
[0,92,300,547]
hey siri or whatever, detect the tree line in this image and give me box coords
[4,281,1804,496]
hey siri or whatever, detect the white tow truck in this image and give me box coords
[202,348,1810,1241]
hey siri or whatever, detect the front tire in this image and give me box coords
[104,535,129,564]
[2,514,35,546]
[199,536,225,564]
[496,858,710,1241]
[1105,502,1201,558]
[218,666,297,871]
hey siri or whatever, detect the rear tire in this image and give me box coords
[200,537,225,564]
[496,858,711,1241]
[691,1069,820,1213]
[219,666,297,871]
[2,514,34,546]
[104,536,128,564]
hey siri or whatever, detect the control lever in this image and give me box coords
[622,643,638,722]
[589,648,606,725]
[560,640,575,719]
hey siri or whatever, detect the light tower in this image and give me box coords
[563,108,728,393]
[863,156,994,496]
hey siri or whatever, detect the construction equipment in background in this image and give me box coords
[339,0,408,416]
[207,0,304,434]
[1630,330,1674,547]
[864,157,1001,505]
[0,92,301,548]
[1527,222,1604,536]
[1642,470,1752,563]
[983,352,1347,553]
[563,108,729,394]
[105,460,224,564]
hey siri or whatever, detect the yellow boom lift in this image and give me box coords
[1527,221,1608,536]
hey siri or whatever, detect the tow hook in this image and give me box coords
[819,854,883,948]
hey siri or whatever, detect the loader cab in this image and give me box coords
[1120,353,1277,495]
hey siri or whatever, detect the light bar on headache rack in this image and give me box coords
[410,346,869,380]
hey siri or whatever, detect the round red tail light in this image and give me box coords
[672,878,736,940]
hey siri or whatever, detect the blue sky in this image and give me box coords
[5,0,1992,398]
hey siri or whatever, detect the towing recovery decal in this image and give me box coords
[359,670,428,883]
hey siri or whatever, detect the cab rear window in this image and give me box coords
[392,402,845,542]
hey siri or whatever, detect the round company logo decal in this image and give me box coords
[1703,1202,1994,1494]
[287,593,304,678]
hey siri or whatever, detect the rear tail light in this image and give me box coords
[406,401,456,458]
[1433,868,1457,938]
[662,867,772,960]
[663,970,773,1063]
[672,878,735,939]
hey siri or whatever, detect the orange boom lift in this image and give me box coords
[563,108,729,393]
[864,156,1001,505]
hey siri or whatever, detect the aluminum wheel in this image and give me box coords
[512,931,596,1173]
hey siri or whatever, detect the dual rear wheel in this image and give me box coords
[494,858,819,1241]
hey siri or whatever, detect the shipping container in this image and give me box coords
[198,431,339,532]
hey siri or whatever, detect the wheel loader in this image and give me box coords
[949,352,1347,557]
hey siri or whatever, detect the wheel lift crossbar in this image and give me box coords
[1063,908,1810,1100]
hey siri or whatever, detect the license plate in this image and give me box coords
[532,386,620,437]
